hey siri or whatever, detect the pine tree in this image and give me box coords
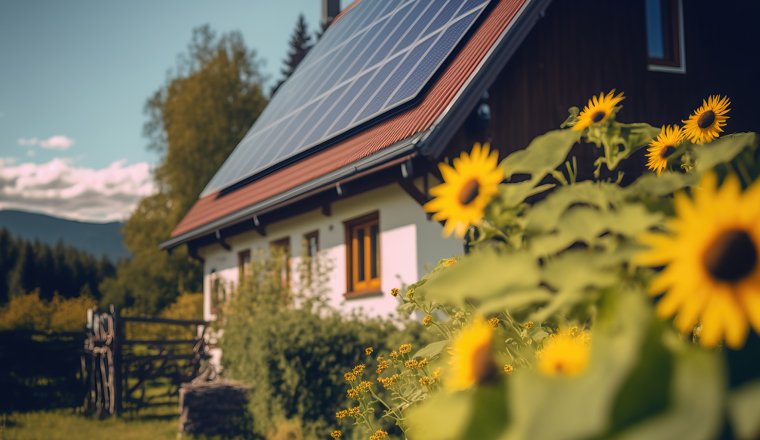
[271,14,313,95]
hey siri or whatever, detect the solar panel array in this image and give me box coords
[202,0,491,197]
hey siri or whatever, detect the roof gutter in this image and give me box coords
[418,0,554,158]
[159,132,425,251]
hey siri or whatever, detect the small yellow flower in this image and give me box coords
[444,258,457,267]
[370,430,388,440]
[399,344,412,355]
[419,376,431,385]
[418,358,428,368]
[488,317,500,328]
[391,288,400,297]
[448,318,498,390]
[348,406,361,417]
[432,368,442,379]
[423,315,433,326]
[336,410,348,419]
[406,288,415,298]
[357,381,372,392]
[365,347,373,356]
[331,431,342,438]
[682,95,730,144]
[536,329,591,376]
[525,321,534,329]
[503,364,514,374]
[344,372,356,381]
[353,364,365,375]
[573,90,626,131]
[347,389,359,399]
[405,359,419,369]
[389,350,399,358]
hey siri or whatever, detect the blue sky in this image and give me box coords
[0,0,338,221]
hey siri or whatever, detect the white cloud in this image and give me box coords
[27,150,36,157]
[0,157,16,166]
[39,135,75,150]
[0,158,156,222]
[18,137,38,146]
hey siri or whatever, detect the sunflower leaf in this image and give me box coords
[500,129,581,185]
[413,340,450,361]
[727,379,760,440]
[692,132,758,173]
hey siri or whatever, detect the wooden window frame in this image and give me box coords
[646,0,686,73]
[344,212,381,298]
[238,249,251,282]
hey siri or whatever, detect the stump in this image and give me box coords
[179,377,251,437]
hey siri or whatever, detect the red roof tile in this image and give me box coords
[171,0,526,239]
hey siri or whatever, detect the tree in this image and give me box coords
[100,26,268,314]
[271,14,313,95]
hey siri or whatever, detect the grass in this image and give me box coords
[1,410,179,440]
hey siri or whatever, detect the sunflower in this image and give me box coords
[682,95,730,144]
[646,125,685,175]
[572,90,626,131]
[536,328,591,376]
[447,318,498,390]
[636,171,760,349]
[423,142,503,238]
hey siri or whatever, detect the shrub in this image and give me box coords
[0,289,95,332]
[220,254,431,440]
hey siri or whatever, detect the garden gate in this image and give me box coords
[82,305,210,417]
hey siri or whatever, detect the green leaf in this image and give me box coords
[413,339,450,361]
[417,250,540,307]
[617,342,724,440]
[692,132,758,174]
[727,379,760,440]
[503,292,652,440]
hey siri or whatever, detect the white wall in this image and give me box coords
[198,183,463,322]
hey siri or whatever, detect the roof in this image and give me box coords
[162,0,550,250]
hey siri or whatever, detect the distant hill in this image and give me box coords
[0,210,130,261]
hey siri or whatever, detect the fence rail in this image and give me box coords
[81,305,210,417]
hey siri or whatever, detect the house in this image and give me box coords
[160,0,760,323]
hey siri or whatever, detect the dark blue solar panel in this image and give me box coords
[201,0,491,197]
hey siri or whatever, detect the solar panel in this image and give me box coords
[201,0,491,197]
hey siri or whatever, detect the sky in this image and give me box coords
[0,0,338,222]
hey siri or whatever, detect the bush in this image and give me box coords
[0,290,95,332]
[123,292,203,341]
[220,254,431,440]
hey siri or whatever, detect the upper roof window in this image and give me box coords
[645,0,686,73]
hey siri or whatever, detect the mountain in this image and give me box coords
[0,210,130,261]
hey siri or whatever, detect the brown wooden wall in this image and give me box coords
[442,0,760,179]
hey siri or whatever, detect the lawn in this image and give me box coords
[1,410,180,440]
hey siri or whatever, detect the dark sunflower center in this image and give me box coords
[660,145,677,159]
[703,230,758,282]
[458,179,480,205]
[472,344,499,385]
[591,111,606,123]
[698,110,716,129]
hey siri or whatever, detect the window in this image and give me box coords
[645,0,685,73]
[304,230,320,285]
[238,249,251,281]
[270,237,291,286]
[344,212,380,296]
[209,269,225,317]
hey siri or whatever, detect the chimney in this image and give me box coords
[322,0,340,29]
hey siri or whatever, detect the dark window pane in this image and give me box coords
[370,225,378,279]
[645,0,665,58]
[357,229,365,282]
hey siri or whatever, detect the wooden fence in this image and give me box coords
[82,305,210,417]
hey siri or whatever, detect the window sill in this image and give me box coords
[344,289,383,300]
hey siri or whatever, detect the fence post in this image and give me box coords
[110,305,123,416]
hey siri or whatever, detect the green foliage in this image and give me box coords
[220,255,429,440]
[123,292,203,341]
[101,26,268,314]
[0,228,115,304]
[0,289,96,332]
[393,99,760,440]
